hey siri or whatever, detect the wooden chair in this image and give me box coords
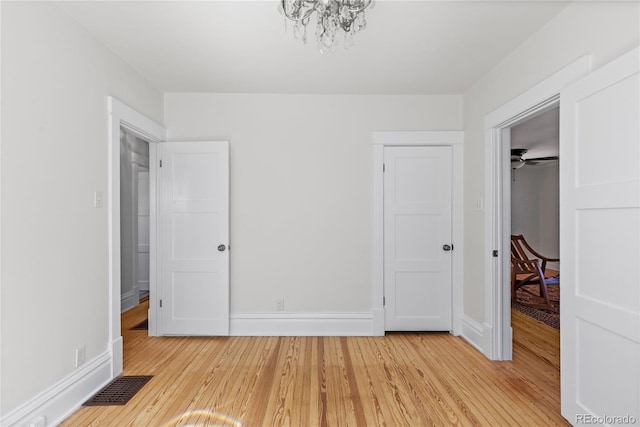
[511,234,559,310]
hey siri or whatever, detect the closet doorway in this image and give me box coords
[120,129,150,312]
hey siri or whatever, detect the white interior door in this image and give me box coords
[384,146,452,331]
[560,47,639,423]
[159,141,229,336]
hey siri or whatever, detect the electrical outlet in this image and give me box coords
[474,198,483,211]
[276,298,285,311]
[93,191,103,208]
[28,416,46,427]
[74,345,86,368]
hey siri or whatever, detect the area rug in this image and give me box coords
[512,284,560,330]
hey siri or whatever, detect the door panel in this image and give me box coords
[560,47,639,422]
[160,141,229,336]
[384,146,452,331]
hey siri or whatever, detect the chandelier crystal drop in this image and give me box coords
[279,0,373,52]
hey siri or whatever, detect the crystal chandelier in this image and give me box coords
[279,0,373,52]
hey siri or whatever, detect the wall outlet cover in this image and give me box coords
[74,345,86,368]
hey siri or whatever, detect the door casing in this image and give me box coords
[483,56,590,360]
[372,131,464,336]
[108,97,166,376]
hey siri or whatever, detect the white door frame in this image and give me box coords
[372,131,464,336]
[482,56,590,360]
[107,97,165,376]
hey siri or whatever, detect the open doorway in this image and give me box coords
[108,97,166,376]
[510,107,560,331]
[120,128,150,313]
[508,109,562,390]
[483,55,589,361]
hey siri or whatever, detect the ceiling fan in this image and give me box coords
[511,148,558,169]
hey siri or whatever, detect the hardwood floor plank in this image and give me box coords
[392,336,479,425]
[413,334,520,426]
[60,303,569,426]
[323,337,359,427]
[338,337,368,427]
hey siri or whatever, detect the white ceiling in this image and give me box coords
[55,1,571,94]
[511,107,559,158]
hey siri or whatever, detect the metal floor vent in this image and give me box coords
[84,376,153,406]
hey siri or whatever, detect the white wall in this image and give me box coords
[1,1,162,417]
[511,164,560,269]
[138,171,151,292]
[165,94,462,314]
[511,167,542,248]
[538,164,560,266]
[463,1,639,322]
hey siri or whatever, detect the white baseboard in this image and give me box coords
[121,291,136,313]
[111,336,123,377]
[0,351,112,427]
[372,308,385,336]
[230,313,374,336]
[460,315,486,354]
[138,280,149,291]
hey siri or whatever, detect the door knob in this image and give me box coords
[217,244,226,252]
[443,244,452,251]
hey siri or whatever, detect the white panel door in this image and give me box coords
[560,47,639,423]
[159,141,229,335]
[384,146,452,331]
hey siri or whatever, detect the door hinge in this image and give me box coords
[383,296,386,306]
[159,159,163,167]
[383,163,386,172]
[159,299,163,308]
[493,250,499,257]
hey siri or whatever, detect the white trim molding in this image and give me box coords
[372,131,464,336]
[482,56,590,360]
[460,315,488,353]
[0,351,111,427]
[121,290,138,313]
[107,97,166,376]
[0,5,3,420]
[230,313,374,336]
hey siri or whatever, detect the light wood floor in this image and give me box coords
[61,303,567,426]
